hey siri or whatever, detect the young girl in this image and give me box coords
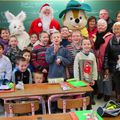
[0,28,10,54]
[6,35,21,69]
[74,39,97,105]
[22,49,34,72]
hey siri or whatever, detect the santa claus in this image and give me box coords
[29,3,60,35]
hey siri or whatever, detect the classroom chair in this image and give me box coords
[3,96,46,117]
[57,96,90,113]
[4,99,39,117]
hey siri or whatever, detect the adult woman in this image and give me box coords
[87,16,97,47]
[94,19,113,101]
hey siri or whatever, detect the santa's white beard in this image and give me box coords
[41,14,53,34]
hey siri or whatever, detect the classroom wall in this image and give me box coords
[0,0,120,32]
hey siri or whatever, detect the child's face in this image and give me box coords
[34,73,44,83]
[116,13,120,22]
[30,34,38,44]
[0,30,10,40]
[52,33,61,46]
[60,27,69,38]
[9,37,18,48]
[0,46,4,56]
[72,32,82,44]
[17,61,28,72]
[23,52,31,63]
[113,25,120,37]
[82,40,92,53]
[40,33,49,45]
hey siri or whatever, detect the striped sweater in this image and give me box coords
[31,44,49,72]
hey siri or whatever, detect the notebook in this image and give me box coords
[70,110,103,120]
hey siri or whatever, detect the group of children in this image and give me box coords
[0,9,120,114]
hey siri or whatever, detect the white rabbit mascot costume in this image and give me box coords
[5,11,30,50]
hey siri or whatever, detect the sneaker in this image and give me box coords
[91,99,96,105]
[104,95,110,102]
[97,93,103,99]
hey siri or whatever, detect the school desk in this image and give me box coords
[0,83,93,115]
[0,83,93,98]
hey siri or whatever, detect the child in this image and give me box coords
[0,28,10,54]
[46,31,72,80]
[0,43,12,81]
[32,31,49,82]
[33,72,44,84]
[22,49,34,72]
[60,26,71,47]
[74,39,97,106]
[27,33,38,51]
[66,30,83,78]
[12,56,32,84]
[6,35,21,69]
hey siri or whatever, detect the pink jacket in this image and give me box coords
[95,32,113,72]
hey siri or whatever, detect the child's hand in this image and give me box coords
[42,69,47,73]
[56,58,61,65]
[90,80,95,86]
[54,45,60,53]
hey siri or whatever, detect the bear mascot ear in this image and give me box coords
[59,0,92,38]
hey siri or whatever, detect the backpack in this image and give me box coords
[97,100,120,117]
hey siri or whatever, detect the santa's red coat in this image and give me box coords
[29,18,60,35]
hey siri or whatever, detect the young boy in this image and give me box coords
[32,31,49,82]
[33,72,44,83]
[46,31,72,80]
[60,26,71,47]
[12,56,32,84]
[27,33,38,51]
[6,35,21,68]
[0,43,12,80]
[74,39,97,106]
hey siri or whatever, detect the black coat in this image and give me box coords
[103,35,120,72]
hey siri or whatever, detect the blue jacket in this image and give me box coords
[46,46,72,78]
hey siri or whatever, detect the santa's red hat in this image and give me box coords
[39,3,53,15]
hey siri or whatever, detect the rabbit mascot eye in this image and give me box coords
[59,0,92,38]
[5,11,30,50]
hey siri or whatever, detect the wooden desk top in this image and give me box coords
[0,113,71,120]
[0,83,93,99]
[0,113,120,120]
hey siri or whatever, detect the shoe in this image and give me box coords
[91,99,96,105]
[97,93,103,99]
[104,95,110,102]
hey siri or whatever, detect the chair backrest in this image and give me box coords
[57,96,90,112]
[4,100,39,115]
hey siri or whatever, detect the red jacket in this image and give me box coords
[29,18,60,35]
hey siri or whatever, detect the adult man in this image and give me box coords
[99,9,114,32]
[29,4,60,35]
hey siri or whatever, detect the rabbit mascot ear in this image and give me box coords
[4,11,15,23]
[16,11,26,22]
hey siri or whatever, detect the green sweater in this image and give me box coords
[74,51,97,83]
